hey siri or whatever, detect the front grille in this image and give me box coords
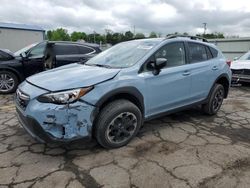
[232,69,250,75]
[16,89,30,110]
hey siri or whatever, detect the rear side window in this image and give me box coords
[188,43,208,63]
[54,44,79,55]
[209,47,218,58]
[206,46,213,59]
[78,46,94,54]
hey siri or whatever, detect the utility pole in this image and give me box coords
[133,25,135,37]
[203,23,207,35]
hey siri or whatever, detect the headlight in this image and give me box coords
[37,87,93,104]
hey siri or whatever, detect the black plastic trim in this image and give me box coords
[145,99,206,121]
[207,73,230,99]
[0,65,25,81]
[95,86,144,115]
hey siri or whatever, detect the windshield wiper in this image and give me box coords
[85,64,113,68]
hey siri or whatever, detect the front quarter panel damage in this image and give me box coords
[26,100,95,141]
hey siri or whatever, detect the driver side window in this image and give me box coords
[28,42,46,58]
[155,42,186,68]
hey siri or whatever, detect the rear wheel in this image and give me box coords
[0,71,19,94]
[95,99,142,149]
[203,83,225,115]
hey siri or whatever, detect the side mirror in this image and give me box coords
[20,52,27,59]
[149,58,167,75]
[233,57,238,61]
[155,58,167,69]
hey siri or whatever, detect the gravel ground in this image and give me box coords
[0,87,250,188]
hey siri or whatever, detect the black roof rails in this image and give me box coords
[166,35,208,42]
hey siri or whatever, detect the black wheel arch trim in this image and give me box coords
[207,73,230,100]
[0,65,24,81]
[95,86,144,111]
[95,86,145,116]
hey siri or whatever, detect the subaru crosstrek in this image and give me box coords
[15,35,232,148]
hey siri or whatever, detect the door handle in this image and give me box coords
[183,70,191,76]
[212,66,218,70]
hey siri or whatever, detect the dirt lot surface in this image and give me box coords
[0,87,250,188]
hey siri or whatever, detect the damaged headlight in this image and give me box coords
[37,87,93,104]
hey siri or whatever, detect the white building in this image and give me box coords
[209,38,250,60]
[0,22,45,52]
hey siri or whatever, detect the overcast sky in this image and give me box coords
[1,0,250,36]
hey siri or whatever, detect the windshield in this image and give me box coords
[14,43,38,57]
[85,39,162,68]
[239,51,250,61]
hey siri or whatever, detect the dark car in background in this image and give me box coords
[0,41,101,94]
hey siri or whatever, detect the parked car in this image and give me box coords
[0,41,101,94]
[231,51,250,84]
[15,35,231,148]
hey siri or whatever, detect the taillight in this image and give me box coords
[226,60,231,67]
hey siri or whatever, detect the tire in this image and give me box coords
[202,83,225,115]
[95,99,142,149]
[0,71,19,94]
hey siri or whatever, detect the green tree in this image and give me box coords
[134,33,145,39]
[111,32,124,44]
[196,32,225,39]
[124,31,134,40]
[149,32,157,38]
[71,31,87,42]
[86,33,106,44]
[46,28,70,41]
[46,30,52,40]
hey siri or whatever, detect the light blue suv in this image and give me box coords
[15,35,231,148]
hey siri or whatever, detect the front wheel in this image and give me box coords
[0,71,19,94]
[202,83,225,115]
[95,100,142,149]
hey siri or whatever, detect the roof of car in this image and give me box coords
[0,22,45,32]
[48,41,100,48]
[163,35,219,49]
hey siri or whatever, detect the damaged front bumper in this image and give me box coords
[15,82,96,143]
[232,74,250,83]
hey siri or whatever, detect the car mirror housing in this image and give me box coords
[20,52,27,59]
[155,58,167,69]
[150,58,167,76]
[233,57,238,61]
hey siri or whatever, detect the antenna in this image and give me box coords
[203,23,207,35]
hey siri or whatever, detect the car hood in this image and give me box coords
[26,63,121,91]
[0,49,14,58]
[231,60,250,70]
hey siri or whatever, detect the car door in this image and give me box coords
[140,42,192,117]
[187,42,216,102]
[22,42,46,77]
[53,44,83,67]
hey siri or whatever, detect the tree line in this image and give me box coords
[46,28,225,45]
